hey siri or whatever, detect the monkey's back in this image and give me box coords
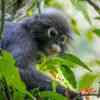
[0,21,37,67]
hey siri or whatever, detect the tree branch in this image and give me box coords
[81,93,98,97]
[0,0,5,39]
[86,0,100,14]
[36,0,42,15]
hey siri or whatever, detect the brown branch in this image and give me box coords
[80,91,100,98]
[86,0,100,14]
[81,93,98,97]
[0,0,5,39]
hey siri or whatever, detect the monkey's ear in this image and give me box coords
[47,27,58,38]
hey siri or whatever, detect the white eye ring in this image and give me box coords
[48,27,58,38]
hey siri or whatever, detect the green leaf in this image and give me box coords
[44,0,63,9]
[60,65,77,89]
[79,73,98,90]
[44,57,74,70]
[95,16,100,20]
[62,53,92,72]
[71,17,80,35]
[26,0,35,16]
[93,28,100,37]
[40,91,67,100]
[86,31,94,43]
[0,50,25,92]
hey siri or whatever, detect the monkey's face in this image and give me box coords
[43,27,69,55]
[33,9,72,55]
[35,26,71,56]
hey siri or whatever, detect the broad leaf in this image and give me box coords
[71,17,80,35]
[86,31,94,43]
[79,73,98,90]
[60,65,77,89]
[93,28,100,37]
[62,53,92,72]
[40,91,67,100]
[95,16,100,20]
[0,50,25,91]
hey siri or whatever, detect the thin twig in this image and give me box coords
[0,0,5,39]
[81,93,98,97]
[36,0,43,15]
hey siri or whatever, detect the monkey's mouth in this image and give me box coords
[47,44,61,55]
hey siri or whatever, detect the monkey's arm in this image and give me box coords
[19,64,64,92]
[19,64,79,99]
[11,48,78,100]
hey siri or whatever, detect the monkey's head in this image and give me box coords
[26,9,72,55]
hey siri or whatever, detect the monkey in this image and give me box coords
[0,9,82,100]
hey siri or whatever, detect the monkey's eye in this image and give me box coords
[48,27,58,38]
